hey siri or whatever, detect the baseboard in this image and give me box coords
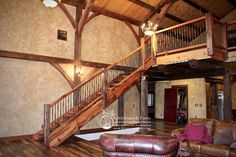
[0,134,33,142]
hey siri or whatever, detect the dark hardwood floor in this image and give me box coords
[0,120,182,157]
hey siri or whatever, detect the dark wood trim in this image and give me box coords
[0,49,77,64]
[124,21,140,45]
[153,2,173,24]
[129,0,185,23]
[118,94,124,128]
[143,0,178,22]
[0,134,33,142]
[59,3,77,29]
[223,69,232,120]
[84,12,100,25]
[91,6,141,26]
[140,75,148,127]
[78,0,94,35]
[205,13,214,56]
[50,63,74,88]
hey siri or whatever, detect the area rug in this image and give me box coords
[74,127,141,141]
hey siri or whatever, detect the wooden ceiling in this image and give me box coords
[62,0,236,28]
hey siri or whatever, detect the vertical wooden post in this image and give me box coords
[205,13,214,56]
[118,94,124,128]
[151,34,157,65]
[141,38,146,70]
[103,68,108,108]
[223,69,232,120]
[140,74,148,130]
[222,23,228,60]
[43,104,50,150]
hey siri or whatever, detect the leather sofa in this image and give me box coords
[172,118,236,157]
[100,134,178,157]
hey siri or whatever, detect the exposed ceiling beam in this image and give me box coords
[91,6,141,26]
[182,0,221,20]
[148,68,225,81]
[62,0,140,25]
[128,0,184,24]
[128,0,156,10]
[227,0,236,8]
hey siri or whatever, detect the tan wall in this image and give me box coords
[0,0,140,136]
[232,83,236,110]
[81,15,138,64]
[155,78,207,120]
[0,58,71,137]
[0,0,75,58]
[82,86,140,129]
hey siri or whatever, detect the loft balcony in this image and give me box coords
[151,13,236,65]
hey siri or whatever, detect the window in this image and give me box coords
[148,92,154,107]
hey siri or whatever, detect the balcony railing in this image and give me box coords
[227,21,236,51]
[154,13,228,58]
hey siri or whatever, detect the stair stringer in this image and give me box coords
[48,67,143,147]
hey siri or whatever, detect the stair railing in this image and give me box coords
[43,37,152,148]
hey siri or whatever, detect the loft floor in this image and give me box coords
[0,120,182,157]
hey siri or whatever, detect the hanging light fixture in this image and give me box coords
[141,20,158,36]
[42,0,61,8]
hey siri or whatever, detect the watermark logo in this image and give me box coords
[99,110,116,130]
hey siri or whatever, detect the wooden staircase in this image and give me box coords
[34,38,154,147]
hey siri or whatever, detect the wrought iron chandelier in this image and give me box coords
[141,21,158,36]
[42,0,61,8]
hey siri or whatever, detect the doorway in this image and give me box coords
[164,85,188,124]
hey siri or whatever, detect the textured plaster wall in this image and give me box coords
[81,15,138,64]
[0,0,75,58]
[0,1,140,136]
[80,15,140,129]
[155,78,207,120]
[0,58,71,137]
[232,83,236,110]
[82,81,140,129]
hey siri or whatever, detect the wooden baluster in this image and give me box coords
[223,22,228,60]
[43,104,50,150]
[103,68,108,108]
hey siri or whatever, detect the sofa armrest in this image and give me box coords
[171,128,185,137]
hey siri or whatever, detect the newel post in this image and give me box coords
[43,104,50,150]
[141,38,146,70]
[205,13,214,56]
[103,68,108,108]
[151,33,157,64]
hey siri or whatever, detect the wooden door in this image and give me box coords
[164,88,178,122]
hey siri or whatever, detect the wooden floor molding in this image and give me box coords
[0,120,182,157]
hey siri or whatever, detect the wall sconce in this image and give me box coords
[75,65,83,75]
[42,0,61,8]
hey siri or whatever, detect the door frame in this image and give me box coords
[171,85,188,119]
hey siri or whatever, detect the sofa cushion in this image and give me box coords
[214,120,234,135]
[213,129,233,145]
[186,124,206,141]
[189,118,215,136]
[200,144,231,157]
